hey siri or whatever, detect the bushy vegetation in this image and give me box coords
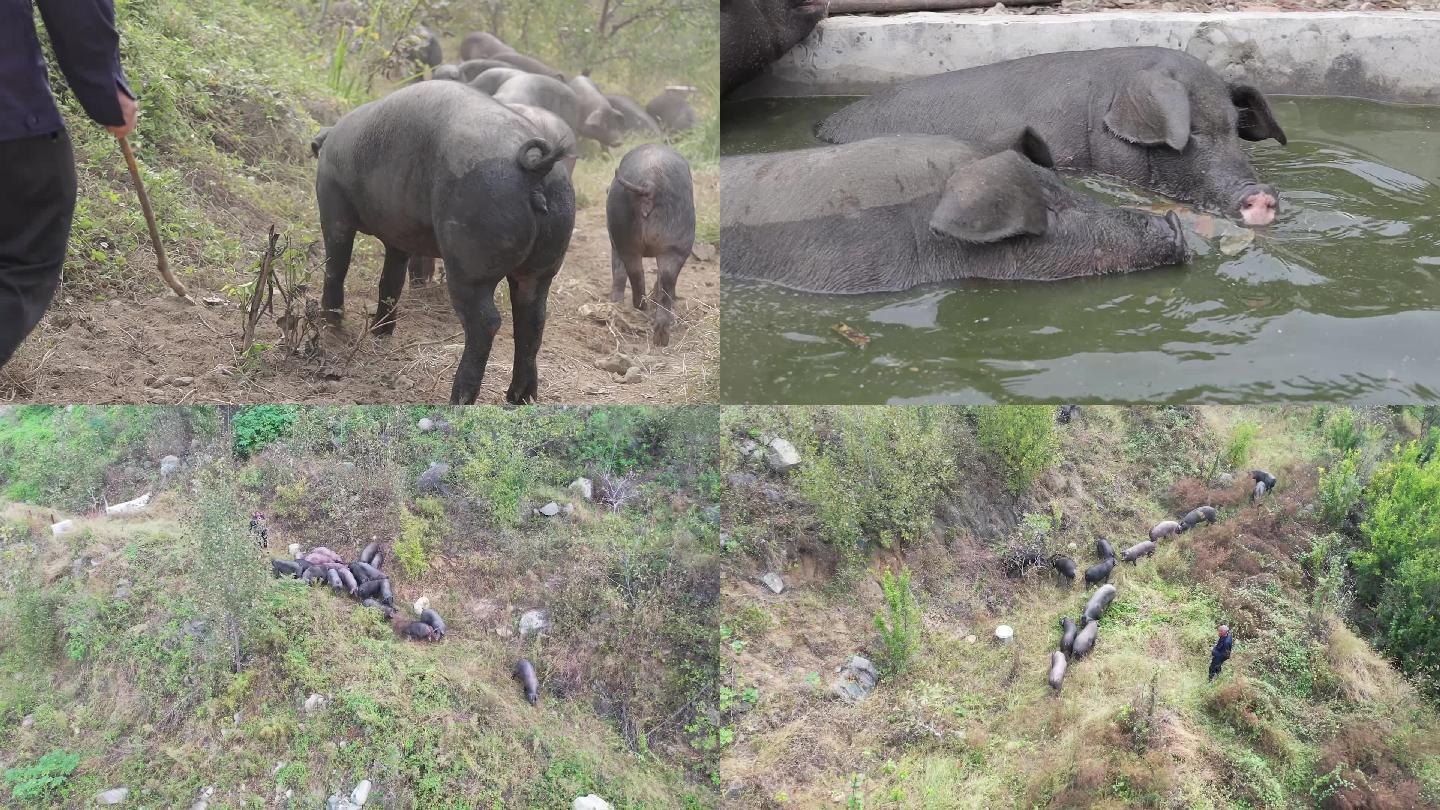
[973,406,1060,495]
[1317,451,1362,528]
[1354,440,1440,697]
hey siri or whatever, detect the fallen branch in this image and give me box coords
[828,0,1056,11]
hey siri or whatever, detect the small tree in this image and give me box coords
[874,568,922,677]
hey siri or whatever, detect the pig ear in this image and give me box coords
[1104,70,1191,151]
[992,125,1055,169]
[929,151,1048,244]
[1229,83,1288,145]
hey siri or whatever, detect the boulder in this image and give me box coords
[519,609,550,639]
[832,655,880,704]
[994,625,1015,644]
[759,572,785,594]
[51,519,76,537]
[160,455,181,478]
[417,462,450,493]
[96,787,129,805]
[569,478,594,500]
[351,779,373,806]
[106,492,151,516]
[418,417,435,432]
[535,502,561,517]
[303,693,326,715]
[573,796,613,810]
[765,438,801,472]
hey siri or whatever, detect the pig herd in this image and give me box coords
[312,30,701,403]
[269,540,541,707]
[719,3,1290,293]
[1044,470,1275,693]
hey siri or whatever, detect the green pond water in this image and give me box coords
[720,96,1440,403]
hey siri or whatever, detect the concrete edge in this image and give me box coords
[734,11,1440,104]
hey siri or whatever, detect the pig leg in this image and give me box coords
[371,244,410,337]
[506,273,553,404]
[650,251,686,347]
[446,271,503,405]
[408,255,436,286]
[319,221,357,328]
[611,250,646,310]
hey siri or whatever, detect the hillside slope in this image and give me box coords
[4,0,719,404]
[719,406,1440,809]
[0,405,719,808]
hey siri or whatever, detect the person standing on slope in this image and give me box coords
[1,0,138,369]
[1209,625,1234,681]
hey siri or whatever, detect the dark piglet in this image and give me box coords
[473,68,525,95]
[1051,555,1077,582]
[1150,520,1182,542]
[459,59,514,82]
[606,93,663,136]
[362,598,397,620]
[1084,584,1117,622]
[818,47,1286,226]
[568,76,625,146]
[1072,618,1099,658]
[316,81,574,404]
[271,559,303,578]
[336,567,360,595]
[514,658,541,706]
[1095,538,1115,560]
[1048,650,1068,693]
[721,0,828,96]
[349,560,385,584]
[360,541,380,566]
[646,88,698,133]
[1121,540,1157,564]
[1250,470,1278,489]
[494,74,581,134]
[401,621,438,642]
[1059,616,1078,656]
[721,132,1189,293]
[1084,557,1116,587]
[1179,505,1218,531]
[607,144,696,346]
[419,608,447,638]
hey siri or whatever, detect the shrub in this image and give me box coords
[3,749,81,803]
[873,568,921,677]
[394,497,448,576]
[12,590,63,665]
[1354,441,1440,696]
[974,406,1060,494]
[1317,451,1362,528]
[1325,408,1364,454]
[1223,421,1261,468]
[232,405,298,458]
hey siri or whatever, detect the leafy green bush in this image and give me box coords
[232,405,298,458]
[1325,408,1364,454]
[874,568,921,677]
[11,590,64,665]
[974,406,1060,495]
[1317,451,1362,528]
[1223,421,1261,468]
[0,406,164,510]
[1354,441,1440,697]
[3,749,80,803]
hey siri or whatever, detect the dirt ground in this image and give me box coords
[0,177,718,405]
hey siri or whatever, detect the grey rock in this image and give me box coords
[351,779,373,805]
[536,501,561,517]
[519,609,551,638]
[573,796,613,810]
[303,693,326,715]
[21,714,34,728]
[326,796,361,810]
[766,438,801,472]
[418,417,435,432]
[759,572,785,594]
[569,477,594,500]
[1217,472,1235,486]
[417,462,450,493]
[832,655,880,704]
[160,455,180,478]
[96,787,129,805]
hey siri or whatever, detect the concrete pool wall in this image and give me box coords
[734,11,1440,104]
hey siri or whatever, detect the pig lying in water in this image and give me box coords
[721,130,1190,294]
[818,47,1287,227]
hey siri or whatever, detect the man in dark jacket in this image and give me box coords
[1209,625,1233,680]
[1,0,137,369]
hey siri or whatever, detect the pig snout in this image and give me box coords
[1237,184,1278,227]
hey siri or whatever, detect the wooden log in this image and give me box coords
[828,0,1057,12]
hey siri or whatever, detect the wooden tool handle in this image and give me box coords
[118,135,192,302]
